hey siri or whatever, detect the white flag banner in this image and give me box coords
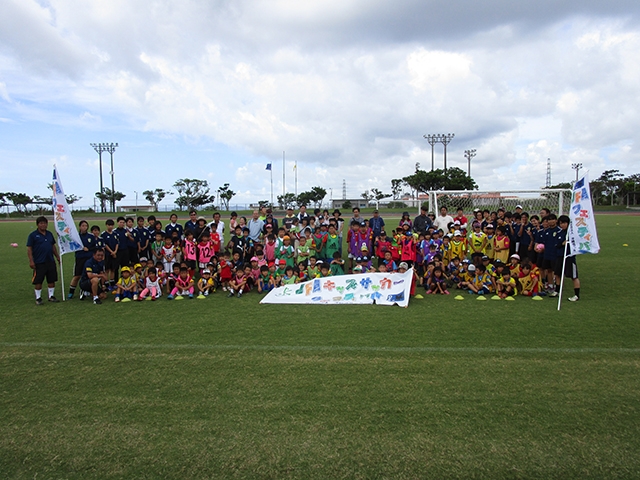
[52,166,83,255]
[568,172,600,256]
[260,268,414,307]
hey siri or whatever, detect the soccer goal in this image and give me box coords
[423,189,572,216]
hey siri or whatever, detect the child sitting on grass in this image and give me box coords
[496,269,517,299]
[114,266,138,302]
[138,267,161,301]
[426,267,449,295]
[168,267,194,300]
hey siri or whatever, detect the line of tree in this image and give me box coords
[547,169,640,206]
[0,191,82,215]
[275,187,327,210]
[390,165,478,203]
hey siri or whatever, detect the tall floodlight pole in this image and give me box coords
[440,133,455,174]
[104,143,118,212]
[423,134,441,171]
[90,143,107,213]
[464,149,477,178]
[571,163,583,182]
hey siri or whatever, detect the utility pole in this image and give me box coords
[571,163,583,182]
[105,143,118,212]
[441,133,455,173]
[464,149,477,178]
[90,143,107,213]
[423,134,441,171]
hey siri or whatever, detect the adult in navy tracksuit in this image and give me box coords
[26,216,61,305]
[113,217,130,273]
[136,216,152,260]
[368,210,385,240]
[125,217,139,264]
[68,220,98,299]
[184,210,199,235]
[165,213,184,239]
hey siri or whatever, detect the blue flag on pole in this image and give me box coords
[266,163,272,171]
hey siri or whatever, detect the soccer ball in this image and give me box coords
[535,243,545,253]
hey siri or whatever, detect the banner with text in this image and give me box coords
[568,172,600,256]
[260,269,413,307]
[52,166,83,255]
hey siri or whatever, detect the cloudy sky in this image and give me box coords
[1,0,639,209]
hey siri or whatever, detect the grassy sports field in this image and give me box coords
[1,214,639,478]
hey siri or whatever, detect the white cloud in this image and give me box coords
[1,0,640,205]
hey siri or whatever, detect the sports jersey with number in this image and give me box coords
[183,239,197,261]
[197,241,213,265]
[449,239,466,262]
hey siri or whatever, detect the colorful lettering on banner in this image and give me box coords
[260,269,414,307]
[51,167,83,255]
[323,280,335,291]
[568,172,600,256]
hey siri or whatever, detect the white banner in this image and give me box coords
[260,268,414,307]
[568,172,600,256]
[52,166,83,255]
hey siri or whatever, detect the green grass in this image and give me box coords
[1,215,639,478]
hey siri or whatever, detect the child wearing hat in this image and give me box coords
[197,269,215,297]
[114,266,138,302]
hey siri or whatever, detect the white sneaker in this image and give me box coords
[549,291,558,297]
[568,295,579,302]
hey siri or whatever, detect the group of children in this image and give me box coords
[71,205,580,303]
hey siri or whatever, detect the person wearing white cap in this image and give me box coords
[450,230,466,262]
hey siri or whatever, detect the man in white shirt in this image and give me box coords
[433,206,454,233]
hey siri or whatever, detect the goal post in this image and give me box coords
[423,189,572,216]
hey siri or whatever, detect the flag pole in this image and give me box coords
[556,234,569,311]
[51,169,66,302]
[58,236,66,301]
[270,166,273,207]
[282,151,286,197]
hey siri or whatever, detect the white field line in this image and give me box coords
[0,342,639,354]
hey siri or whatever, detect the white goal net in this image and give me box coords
[422,190,572,216]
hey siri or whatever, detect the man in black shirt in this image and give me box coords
[413,206,432,235]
